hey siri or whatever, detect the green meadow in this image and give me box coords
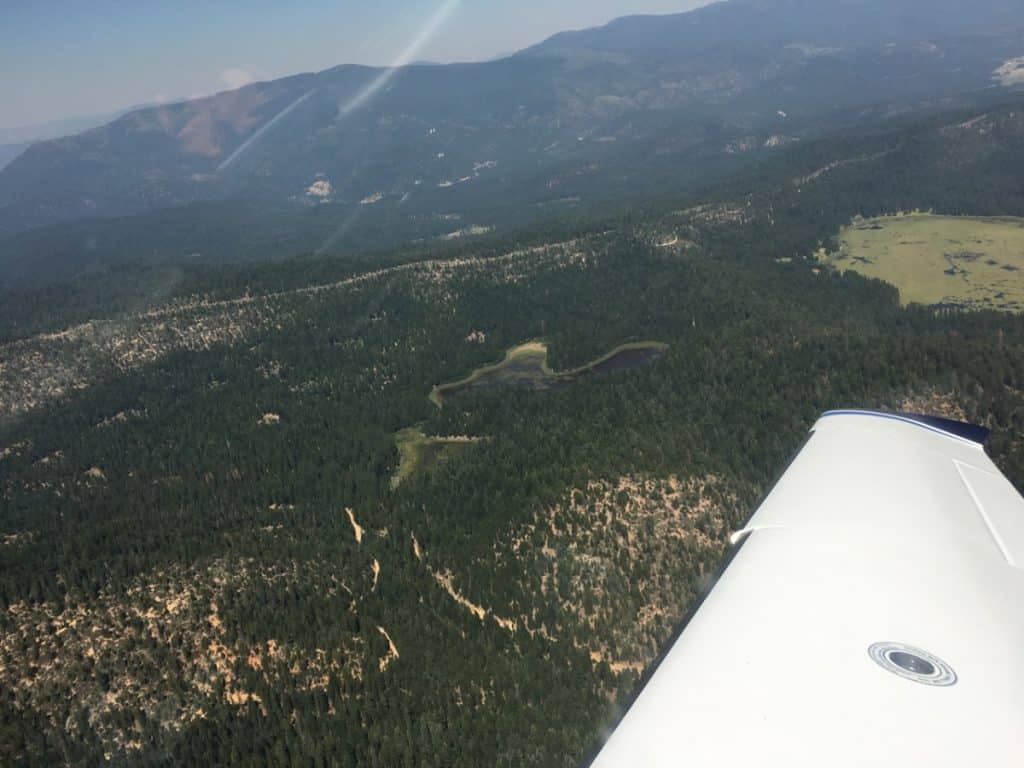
[825,214,1024,311]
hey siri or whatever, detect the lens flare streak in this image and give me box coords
[317,0,463,254]
[217,89,316,173]
[337,0,463,119]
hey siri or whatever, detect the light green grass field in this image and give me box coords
[825,214,1024,311]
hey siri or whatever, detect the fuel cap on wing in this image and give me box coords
[868,642,957,687]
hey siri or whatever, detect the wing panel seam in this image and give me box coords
[954,459,1018,567]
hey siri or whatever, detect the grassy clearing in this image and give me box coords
[391,427,482,489]
[824,213,1024,311]
[407,340,667,485]
[429,340,667,407]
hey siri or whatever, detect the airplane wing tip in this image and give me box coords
[819,409,989,446]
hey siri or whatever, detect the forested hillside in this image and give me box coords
[5,0,1024,758]
[619,100,1024,272]
[4,111,1024,762]
[4,32,1024,755]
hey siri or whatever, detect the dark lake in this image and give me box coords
[441,344,665,401]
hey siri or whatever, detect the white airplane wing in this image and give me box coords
[588,410,1024,767]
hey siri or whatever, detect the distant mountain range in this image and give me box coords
[0,108,144,172]
[1,0,1022,282]
[0,143,28,173]
[529,0,1024,53]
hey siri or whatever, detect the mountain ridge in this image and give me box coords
[1,0,1022,271]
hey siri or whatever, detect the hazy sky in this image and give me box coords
[1,0,710,132]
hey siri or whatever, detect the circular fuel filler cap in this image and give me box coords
[868,642,957,687]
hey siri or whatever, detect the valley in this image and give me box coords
[2,1,1023,282]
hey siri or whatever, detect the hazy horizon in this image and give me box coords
[1,0,710,133]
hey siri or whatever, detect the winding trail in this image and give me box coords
[345,509,365,545]
[376,626,399,671]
